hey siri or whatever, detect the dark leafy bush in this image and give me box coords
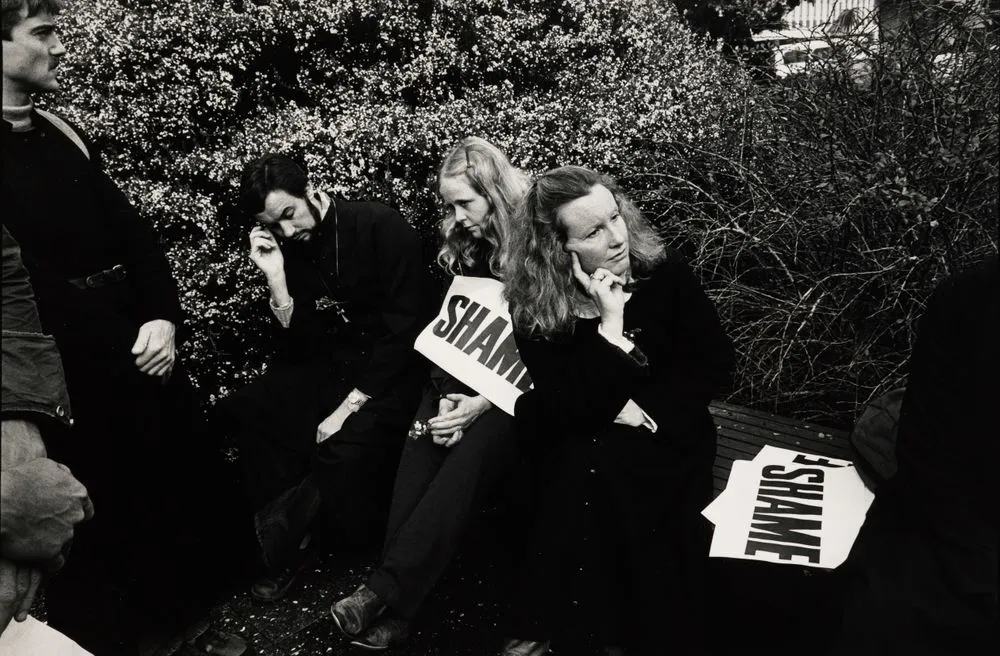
[632,4,998,426]
[49,0,746,405]
[47,1,996,429]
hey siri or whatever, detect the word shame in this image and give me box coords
[744,454,844,565]
[431,294,532,392]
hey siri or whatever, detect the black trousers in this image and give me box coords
[218,359,418,554]
[45,359,252,656]
[366,385,518,618]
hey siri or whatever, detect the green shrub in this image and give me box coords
[47,1,995,429]
[48,0,746,406]
[633,4,998,426]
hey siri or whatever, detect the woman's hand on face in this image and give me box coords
[428,394,493,447]
[570,252,626,336]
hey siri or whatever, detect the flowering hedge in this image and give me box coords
[49,0,746,406]
[48,1,996,428]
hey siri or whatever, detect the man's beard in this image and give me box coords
[281,197,324,244]
[307,196,324,228]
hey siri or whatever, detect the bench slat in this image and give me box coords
[708,401,853,497]
[712,401,850,438]
[715,421,852,460]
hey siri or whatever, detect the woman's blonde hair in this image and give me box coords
[435,137,530,277]
[505,166,666,339]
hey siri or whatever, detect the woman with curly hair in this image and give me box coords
[499,166,734,655]
[330,137,530,650]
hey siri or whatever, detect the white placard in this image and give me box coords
[414,276,532,416]
[704,445,874,570]
[0,615,93,655]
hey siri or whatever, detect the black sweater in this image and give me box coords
[513,250,735,444]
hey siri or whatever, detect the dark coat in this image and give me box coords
[271,197,436,407]
[508,250,734,652]
[837,256,999,655]
[2,113,182,366]
[2,113,248,651]
[232,198,436,558]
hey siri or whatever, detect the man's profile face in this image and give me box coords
[255,189,322,243]
[2,10,66,97]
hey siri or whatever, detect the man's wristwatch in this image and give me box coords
[346,389,369,412]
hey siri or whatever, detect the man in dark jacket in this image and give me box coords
[1,224,93,638]
[2,2,249,653]
[836,256,999,655]
[223,154,434,601]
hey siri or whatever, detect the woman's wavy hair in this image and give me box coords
[505,165,666,339]
[435,137,530,278]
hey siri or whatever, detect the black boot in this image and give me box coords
[250,532,317,602]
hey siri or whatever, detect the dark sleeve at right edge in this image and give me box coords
[1,226,72,427]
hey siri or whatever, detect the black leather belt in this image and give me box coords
[68,264,128,289]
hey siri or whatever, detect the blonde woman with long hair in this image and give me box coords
[499,166,734,656]
[330,137,530,650]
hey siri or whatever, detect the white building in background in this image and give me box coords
[766,0,994,39]
[754,0,880,79]
[755,0,994,79]
[783,0,877,30]
[753,0,880,42]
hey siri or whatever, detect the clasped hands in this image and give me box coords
[427,394,492,447]
[131,318,176,380]
[315,393,492,448]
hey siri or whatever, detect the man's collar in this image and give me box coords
[315,195,340,259]
[2,98,35,132]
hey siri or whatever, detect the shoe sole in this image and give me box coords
[348,629,406,652]
[348,638,392,651]
[330,605,386,638]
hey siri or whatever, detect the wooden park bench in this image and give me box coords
[710,400,853,497]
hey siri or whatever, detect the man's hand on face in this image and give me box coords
[249,226,286,281]
[131,319,176,380]
[0,558,43,632]
[0,458,94,564]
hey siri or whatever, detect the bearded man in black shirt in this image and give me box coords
[228,154,435,601]
[222,153,435,603]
